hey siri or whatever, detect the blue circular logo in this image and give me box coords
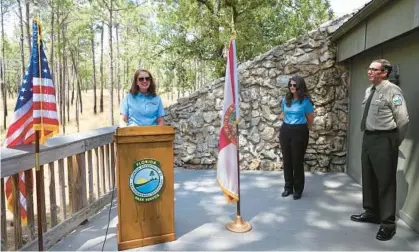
[129,159,164,202]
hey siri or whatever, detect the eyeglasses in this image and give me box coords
[289,84,297,87]
[367,68,382,72]
[138,77,151,82]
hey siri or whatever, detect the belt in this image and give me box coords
[365,128,397,134]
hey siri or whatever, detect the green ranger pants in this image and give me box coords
[361,129,399,227]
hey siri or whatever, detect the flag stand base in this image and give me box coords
[226,215,252,233]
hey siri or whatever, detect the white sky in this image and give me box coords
[2,0,373,39]
[329,0,372,17]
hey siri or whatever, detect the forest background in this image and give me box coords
[0,0,336,142]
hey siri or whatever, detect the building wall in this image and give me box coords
[346,30,419,233]
[337,0,419,61]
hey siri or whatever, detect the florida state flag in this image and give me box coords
[216,39,240,203]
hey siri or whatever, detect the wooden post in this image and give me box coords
[68,154,87,213]
[12,174,23,250]
[76,153,87,209]
[87,150,94,203]
[48,162,58,227]
[110,143,116,189]
[58,159,66,221]
[67,157,74,214]
[1,178,7,248]
[95,148,100,198]
[100,146,105,194]
[105,144,110,191]
[24,169,35,240]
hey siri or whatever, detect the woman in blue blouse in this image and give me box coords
[280,75,314,200]
[119,69,166,126]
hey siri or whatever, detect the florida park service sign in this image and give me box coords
[129,158,164,202]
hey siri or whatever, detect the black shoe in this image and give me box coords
[282,190,293,197]
[350,212,380,224]
[293,193,301,200]
[376,226,396,241]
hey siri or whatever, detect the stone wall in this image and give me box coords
[165,17,350,172]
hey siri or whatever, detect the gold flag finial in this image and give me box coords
[230,14,237,40]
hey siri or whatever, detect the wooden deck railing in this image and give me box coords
[1,126,118,251]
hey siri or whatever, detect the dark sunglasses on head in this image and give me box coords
[289,84,297,87]
[138,77,151,82]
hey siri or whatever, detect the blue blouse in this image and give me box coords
[281,97,314,124]
[119,93,166,126]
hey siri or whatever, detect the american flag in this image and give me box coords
[3,19,59,224]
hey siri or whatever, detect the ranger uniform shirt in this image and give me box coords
[362,80,409,145]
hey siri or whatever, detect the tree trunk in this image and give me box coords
[91,28,97,114]
[100,21,104,113]
[75,88,79,132]
[1,2,7,129]
[62,23,67,129]
[71,49,80,132]
[25,0,31,55]
[60,47,65,125]
[126,60,128,93]
[116,23,120,105]
[77,41,83,114]
[67,65,71,125]
[71,71,75,105]
[17,0,25,92]
[108,4,114,125]
[50,4,56,122]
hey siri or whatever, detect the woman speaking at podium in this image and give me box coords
[119,69,166,126]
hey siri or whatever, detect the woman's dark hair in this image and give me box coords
[130,69,157,96]
[285,75,313,107]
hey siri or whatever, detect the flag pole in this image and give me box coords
[225,123,251,233]
[34,18,44,251]
[35,131,44,251]
[225,14,251,233]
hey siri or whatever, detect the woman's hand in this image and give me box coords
[306,112,314,128]
[119,114,128,127]
[157,117,165,125]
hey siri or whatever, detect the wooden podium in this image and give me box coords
[114,126,176,250]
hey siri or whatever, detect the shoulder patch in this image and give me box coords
[392,94,403,106]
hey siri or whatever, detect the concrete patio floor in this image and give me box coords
[51,168,419,251]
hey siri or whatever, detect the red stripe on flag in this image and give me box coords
[32,86,56,95]
[18,178,26,195]
[23,132,35,144]
[33,118,59,125]
[8,121,33,146]
[5,174,29,224]
[5,110,32,138]
[33,102,57,111]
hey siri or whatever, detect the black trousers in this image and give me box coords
[362,129,398,227]
[280,123,309,194]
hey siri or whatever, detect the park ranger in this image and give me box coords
[350,59,409,241]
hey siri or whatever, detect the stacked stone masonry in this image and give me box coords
[165,17,350,172]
